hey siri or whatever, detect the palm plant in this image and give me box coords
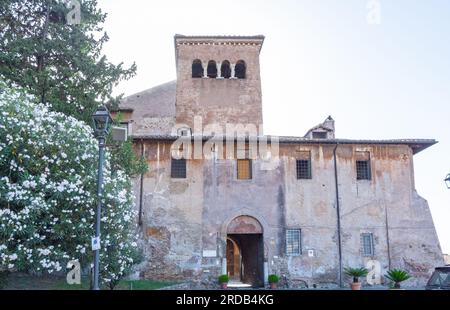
[344,267,369,283]
[385,269,411,289]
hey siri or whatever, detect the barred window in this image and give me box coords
[356,161,371,180]
[356,151,371,180]
[296,151,311,179]
[286,229,301,255]
[361,233,374,256]
[171,158,186,179]
[237,159,252,180]
[296,160,311,179]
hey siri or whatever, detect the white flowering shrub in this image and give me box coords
[0,78,139,288]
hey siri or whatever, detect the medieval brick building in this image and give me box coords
[114,35,443,288]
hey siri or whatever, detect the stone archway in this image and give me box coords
[226,215,264,287]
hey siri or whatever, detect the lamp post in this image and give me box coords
[445,174,450,189]
[91,106,112,290]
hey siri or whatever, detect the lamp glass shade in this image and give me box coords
[92,106,112,137]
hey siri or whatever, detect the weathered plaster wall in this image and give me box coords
[135,141,443,287]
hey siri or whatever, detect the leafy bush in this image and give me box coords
[0,271,8,289]
[218,274,229,284]
[0,78,139,288]
[344,267,369,283]
[385,269,411,288]
[268,274,279,283]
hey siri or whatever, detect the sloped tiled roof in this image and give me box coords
[118,80,176,117]
[116,81,176,136]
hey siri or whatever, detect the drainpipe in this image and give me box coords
[138,139,144,226]
[384,202,392,270]
[333,144,343,288]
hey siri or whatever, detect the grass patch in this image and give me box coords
[52,276,91,290]
[117,279,177,290]
[2,273,177,290]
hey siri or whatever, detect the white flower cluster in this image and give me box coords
[0,78,139,283]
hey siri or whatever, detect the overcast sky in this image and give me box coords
[96,0,450,254]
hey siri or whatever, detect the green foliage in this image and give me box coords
[218,274,229,284]
[0,0,136,122]
[385,269,411,288]
[2,273,176,290]
[0,79,140,286]
[344,267,369,282]
[0,271,8,289]
[268,274,279,283]
[0,0,145,177]
[109,139,147,177]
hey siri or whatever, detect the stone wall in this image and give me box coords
[133,141,443,287]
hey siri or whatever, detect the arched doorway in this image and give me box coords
[226,238,241,281]
[226,215,264,287]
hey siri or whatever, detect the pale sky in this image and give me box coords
[97,0,450,254]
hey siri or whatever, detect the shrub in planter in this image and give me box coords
[385,269,411,289]
[268,274,279,289]
[218,274,229,289]
[344,267,368,290]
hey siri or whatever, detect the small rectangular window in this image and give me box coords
[296,151,311,179]
[237,159,252,180]
[356,151,371,180]
[171,158,186,179]
[361,233,374,256]
[312,131,327,139]
[119,122,132,136]
[286,229,301,255]
[356,160,371,180]
[296,159,311,179]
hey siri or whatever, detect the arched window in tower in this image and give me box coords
[235,60,246,79]
[192,59,203,78]
[207,60,217,78]
[221,60,231,79]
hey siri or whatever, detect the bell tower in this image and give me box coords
[174,35,265,134]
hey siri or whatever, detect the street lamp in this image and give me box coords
[445,173,450,189]
[91,106,112,290]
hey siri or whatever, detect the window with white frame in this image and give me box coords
[119,121,132,136]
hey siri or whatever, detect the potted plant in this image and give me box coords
[344,267,368,290]
[218,274,229,289]
[268,274,279,289]
[385,269,411,289]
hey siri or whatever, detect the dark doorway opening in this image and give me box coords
[226,234,264,287]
